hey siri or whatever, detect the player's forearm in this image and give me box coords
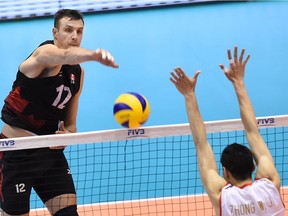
[63,47,97,64]
[185,93,207,146]
[185,94,218,173]
[55,47,97,65]
[36,46,98,66]
[233,81,276,168]
[233,81,258,134]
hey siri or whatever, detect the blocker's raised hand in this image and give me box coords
[169,67,201,96]
[219,46,250,83]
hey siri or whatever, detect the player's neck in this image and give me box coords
[231,178,253,188]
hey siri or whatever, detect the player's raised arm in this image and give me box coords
[219,46,280,190]
[170,67,226,211]
[20,45,118,77]
[33,45,118,68]
[20,12,118,78]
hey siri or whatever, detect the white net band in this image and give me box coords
[1,114,287,151]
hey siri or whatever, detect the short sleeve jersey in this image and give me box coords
[1,40,82,135]
[220,178,285,216]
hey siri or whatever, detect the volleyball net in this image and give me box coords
[1,115,288,215]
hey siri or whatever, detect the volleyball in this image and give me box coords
[113,92,150,128]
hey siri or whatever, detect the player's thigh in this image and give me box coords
[0,151,34,215]
[33,149,77,214]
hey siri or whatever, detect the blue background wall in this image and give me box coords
[0,1,287,132]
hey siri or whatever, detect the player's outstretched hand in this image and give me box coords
[94,49,119,68]
[219,46,250,84]
[169,67,201,96]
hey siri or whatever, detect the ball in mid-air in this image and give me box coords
[113,92,150,128]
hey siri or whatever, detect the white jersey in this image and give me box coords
[221,178,285,216]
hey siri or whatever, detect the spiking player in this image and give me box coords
[0,9,118,216]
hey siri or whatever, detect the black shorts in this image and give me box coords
[0,142,76,215]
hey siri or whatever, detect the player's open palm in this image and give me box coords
[170,67,201,96]
[219,46,250,83]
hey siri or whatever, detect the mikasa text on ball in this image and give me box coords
[113,92,150,128]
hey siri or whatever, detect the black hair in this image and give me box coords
[220,143,254,181]
[54,9,84,29]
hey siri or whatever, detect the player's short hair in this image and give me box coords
[54,9,84,29]
[220,143,254,181]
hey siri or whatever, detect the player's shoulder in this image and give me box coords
[29,40,60,60]
[38,40,54,47]
[34,40,56,52]
[254,177,277,187]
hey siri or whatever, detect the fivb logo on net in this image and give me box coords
[127,128,145,137]
[257,117,275,126]
[0,139,15,148]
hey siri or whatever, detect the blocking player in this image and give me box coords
[169,47,285,215]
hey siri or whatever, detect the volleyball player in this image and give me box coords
[0,9,118,216]
[170,46,285,215]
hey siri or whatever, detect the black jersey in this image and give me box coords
[1,40,82,135]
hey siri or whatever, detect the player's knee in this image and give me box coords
[53,205,78,216]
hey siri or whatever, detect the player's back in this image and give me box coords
[220,178,285,216]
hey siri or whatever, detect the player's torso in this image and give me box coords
[15,65,81,109]
[2,65,81,135]
[220,178,285,216]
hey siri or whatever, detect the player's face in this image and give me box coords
[54,17,84,49]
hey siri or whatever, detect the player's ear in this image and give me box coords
[222,167,230,181]
[52,27,58,39]
[252,162,256,172]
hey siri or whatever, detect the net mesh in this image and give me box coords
[1,115,288,216]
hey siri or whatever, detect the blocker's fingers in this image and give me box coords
[227,49,232,62]
[243,54,251,66]
[219,64,228,73]
[174,71,182,78]
[239,48,245,62]
[170,71,179,80]
[169,76,177,84]
[174,67,182,77]
[234,46,238,62]
[176,67,187,77]
[193,70,201,79]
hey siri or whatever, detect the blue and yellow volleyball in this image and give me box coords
[113,92,150,128]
